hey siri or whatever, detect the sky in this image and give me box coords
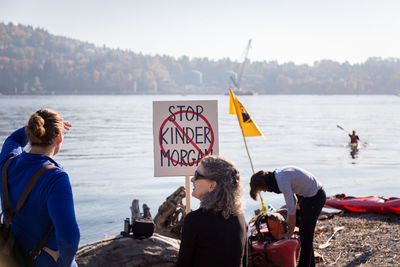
[1,0,400,65]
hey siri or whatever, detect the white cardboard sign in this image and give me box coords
[153,100,219,177]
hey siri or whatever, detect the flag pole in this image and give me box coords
[239,125,255,174]
[230,89,255,173]
[230,89,266,212]
[236,117,267,212]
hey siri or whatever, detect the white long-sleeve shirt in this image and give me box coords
[275,166,322,215]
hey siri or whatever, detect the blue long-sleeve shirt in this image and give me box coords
[0,127,80,266]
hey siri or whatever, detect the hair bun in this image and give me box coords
[28,113,46,138]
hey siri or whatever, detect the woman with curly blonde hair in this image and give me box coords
[176,155,247,267]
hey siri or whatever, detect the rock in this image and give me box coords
[76,233,180,267]
[314,251,324,263]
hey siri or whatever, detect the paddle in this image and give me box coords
[318,226,345,249]
[336,125,368,145]
[336,125,348,133]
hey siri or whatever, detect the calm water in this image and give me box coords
[0,94,399,246]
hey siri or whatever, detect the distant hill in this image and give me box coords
[1,22,400,94]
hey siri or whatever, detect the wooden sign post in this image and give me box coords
[185,175,191,214]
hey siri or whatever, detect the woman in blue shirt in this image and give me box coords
[0,108,80,266]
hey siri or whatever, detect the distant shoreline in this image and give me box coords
[0,93,399,96]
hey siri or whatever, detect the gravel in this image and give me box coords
[313,212,400,266]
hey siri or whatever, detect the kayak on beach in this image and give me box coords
[325,194,400,214]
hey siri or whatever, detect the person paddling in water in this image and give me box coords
[349,130,359,144]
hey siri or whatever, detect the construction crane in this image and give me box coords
[230,39,252,91]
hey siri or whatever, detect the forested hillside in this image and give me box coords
[1,22,399,94]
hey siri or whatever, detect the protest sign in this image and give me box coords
[153,100,219,177]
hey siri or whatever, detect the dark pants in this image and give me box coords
[298,188,326,267]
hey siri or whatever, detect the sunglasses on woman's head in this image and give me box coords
[193,170,207,181]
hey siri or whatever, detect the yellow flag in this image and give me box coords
[229,89,263,137]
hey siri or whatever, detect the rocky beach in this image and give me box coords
[314,212,400,266]
[76,210,400,266]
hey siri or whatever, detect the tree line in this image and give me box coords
[1,22,399,95]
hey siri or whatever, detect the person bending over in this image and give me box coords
[250,166,325,267]
[176,155,247,267]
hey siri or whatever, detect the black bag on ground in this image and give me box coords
[1,157,55,266]
[132,218,155,239]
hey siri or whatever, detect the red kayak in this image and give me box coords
[248,214,300,267]
[325,194,400,214]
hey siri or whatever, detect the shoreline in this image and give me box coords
[76,211,400,266]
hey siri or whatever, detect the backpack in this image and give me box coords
[253,211,288,241]
[0,157,55,267]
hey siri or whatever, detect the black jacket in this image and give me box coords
[176,208,248,267]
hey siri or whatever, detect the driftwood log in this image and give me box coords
[154,186,187,239]
[130,200,152,220]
